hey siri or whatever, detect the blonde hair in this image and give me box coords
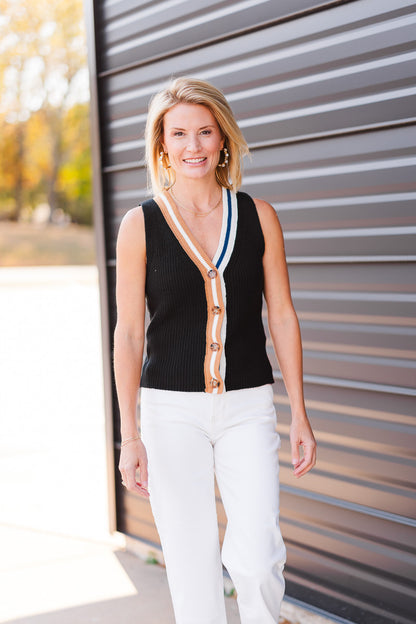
[145,77,249,194]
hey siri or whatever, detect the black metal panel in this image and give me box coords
[275,379,416,624]
[86,0,416,622]
[100,1,416,168]
[98,0,334,72]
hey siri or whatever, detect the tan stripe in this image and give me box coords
[204,278,225,393]
[155,195,225,393]
[156,195,209,275]
[161,191,218,267]
[159,193,226,394]
[204,278,223,393]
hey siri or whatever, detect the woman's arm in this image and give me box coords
[255,198,316,478]
[114,206,149,496]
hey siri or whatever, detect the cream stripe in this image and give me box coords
[210,278,219,306]
[212,187,229,267]
[218,190,238,272]
[210,352,219,395]
[158,195,220,392]
[217,191,238,389]
[218,273,227,386]
[210,351,216,377]
[212,314,219,342]
[159,194,212,272]
[211,277,222,389]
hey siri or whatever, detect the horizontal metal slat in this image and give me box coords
[98,0,344,72]
[100,4,415,120]
[105,50,416,146]
[102,0,416,93]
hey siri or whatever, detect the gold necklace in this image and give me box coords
[170,188,222,218]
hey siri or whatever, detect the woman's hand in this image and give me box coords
[114,206,148,496]
[254,198,317,479]
[290,413,317,478]
[119,437,149,498]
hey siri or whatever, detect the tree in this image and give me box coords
[0,0,90,221]
[0,114,25,218]
[56,103,92,225]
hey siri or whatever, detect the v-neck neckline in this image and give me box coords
[162,187,229,268]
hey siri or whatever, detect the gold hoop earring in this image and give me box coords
[217,146,229,168]
[159,150,171,169]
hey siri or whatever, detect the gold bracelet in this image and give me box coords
[121,434,140,447]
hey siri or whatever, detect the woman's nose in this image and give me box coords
[186,133,201,151]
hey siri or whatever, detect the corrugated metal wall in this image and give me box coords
[85,0,416,622]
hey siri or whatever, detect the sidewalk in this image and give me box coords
[0,524,180,624]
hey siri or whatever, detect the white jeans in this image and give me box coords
[140,384,286,624]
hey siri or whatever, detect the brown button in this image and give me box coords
[210,378,220,388]
[210,342,220,351]
[212,306,221,315]
[207,269,217,279]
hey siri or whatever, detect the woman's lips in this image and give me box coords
[183,157,207,164]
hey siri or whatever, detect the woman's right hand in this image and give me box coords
[119,437,149,498]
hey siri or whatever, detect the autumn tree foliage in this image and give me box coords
[0,0,92,224]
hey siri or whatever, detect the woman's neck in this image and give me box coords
[169,178,222,210]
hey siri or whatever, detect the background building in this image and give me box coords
[85,1,416,622]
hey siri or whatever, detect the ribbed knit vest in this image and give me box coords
[140,188,274,393]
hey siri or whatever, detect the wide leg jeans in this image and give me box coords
[140,384,286,624]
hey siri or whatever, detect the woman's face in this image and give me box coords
[162,103,224,184]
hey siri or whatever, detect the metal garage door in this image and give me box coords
[85,1,416,622]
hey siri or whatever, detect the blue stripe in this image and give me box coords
[216,189,232,269]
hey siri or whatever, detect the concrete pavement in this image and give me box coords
[0,524,189,623]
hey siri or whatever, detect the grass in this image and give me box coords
[0,221,96,266]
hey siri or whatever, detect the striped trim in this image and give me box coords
[213,188,232,269]
[215,188,238,272]
[156,192,221,393]
[156,189,238,393]
[213,189,238,384]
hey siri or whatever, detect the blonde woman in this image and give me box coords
[114,77,316,624]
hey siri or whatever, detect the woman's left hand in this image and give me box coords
[290,414,317,478]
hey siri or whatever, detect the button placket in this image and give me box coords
[206,265,224,393]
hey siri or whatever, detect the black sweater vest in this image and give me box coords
[140,189,274,393]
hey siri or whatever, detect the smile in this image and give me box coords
[183,157,206,163]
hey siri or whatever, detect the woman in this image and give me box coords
[114,77,316,624]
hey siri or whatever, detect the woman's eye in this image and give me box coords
[173,131,184,137]
[201,130,211,135]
